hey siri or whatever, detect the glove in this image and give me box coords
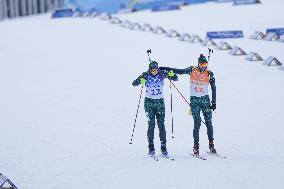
[140,78,146,85]
[168,70,175,77]
[211,101,216,111]
[188,108,192,116]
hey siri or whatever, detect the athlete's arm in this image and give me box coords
[160,66,193,75]
[132,72,147,86]
[209,71,216,104]
[162,70,178,81]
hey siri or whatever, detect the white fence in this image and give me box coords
[0,0,64,21]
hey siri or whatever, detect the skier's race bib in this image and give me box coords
[190,82,209,97]
[145,73,164,99]
[190,68,210,97]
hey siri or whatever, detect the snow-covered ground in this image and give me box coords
[0,1,284,188]
[119,0,284,62]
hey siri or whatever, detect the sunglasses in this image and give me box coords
[199,62,208,68]
[150,69,158,74]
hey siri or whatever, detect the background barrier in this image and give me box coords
[266,28,284,36]
[233,0,261,5]
[207,30,244,39]
[152,4,180,12]
[64,0,234,14]
[0,0,64,21]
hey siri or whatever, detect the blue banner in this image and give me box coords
[152,4,180,12]
[266,28,284,36]
[207,31,244,39]
[128,0,207,11]
[186,0,207,4]
[233,0,260,5]
[64,0,127,13]
[130,0,183,11]
[64,0,213,13]
[52,9,74,18]
[216,0,233,2]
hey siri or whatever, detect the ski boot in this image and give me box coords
[193,144,199,155]
[148,143,155,156]
[161,142,168,156]
[209,140,217,154]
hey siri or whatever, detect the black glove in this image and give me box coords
[211,101,216,111]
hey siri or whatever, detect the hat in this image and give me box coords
[149,61,159,69]
[198,54,208,64]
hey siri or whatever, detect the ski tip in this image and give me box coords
[149,154,159,161]
[161,155,175,161]
[206,151,227,159]
[189,153,207,160]
[152,157,159,161]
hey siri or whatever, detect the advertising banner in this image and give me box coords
[207,31,244,39]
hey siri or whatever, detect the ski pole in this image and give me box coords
[169,80,190,106]
[147,49,152,63]
[169,80,206,124]
[129,85,144,144]
[208,48,213,62]
[170,80,174,138]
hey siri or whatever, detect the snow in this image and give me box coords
[119,0,284,62]
[0,1,284,188]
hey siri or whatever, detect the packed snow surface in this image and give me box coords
[0,0,283,188]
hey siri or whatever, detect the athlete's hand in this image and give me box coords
[140,78,146,85]
[168,70,175,77]
[211,101,216,111]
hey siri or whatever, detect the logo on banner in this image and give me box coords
[152,4,180,12]
[216,0,233,2]
[266,28,284,36]
[52,9,74,18]
[207,31,244,39]
[233,0,261,5]
[126,0,185,10]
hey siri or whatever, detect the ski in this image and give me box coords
[189,153,207,160]
[160,154,175,161]
[149,154,159,161]
[206,151,227,159]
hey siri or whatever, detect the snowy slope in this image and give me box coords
[0,1,284,189]
[119,0,284,62]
